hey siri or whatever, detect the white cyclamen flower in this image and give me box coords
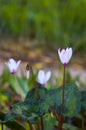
[38,70,51,87]
[58,47,72,66]
[6,58,21,74]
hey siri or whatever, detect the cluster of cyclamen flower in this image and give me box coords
[6,47,72,87]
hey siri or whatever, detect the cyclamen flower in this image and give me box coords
[6,58,21,74]
[38,70,51,87]
[58,47,72,66]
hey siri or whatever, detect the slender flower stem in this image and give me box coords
[37,122,41,130]
[54,112,59,120]
[81,111,85,130]
[1,123,3,130]
[57,65,66,130]
[40,116,44,130]
[28,123,33,130]
[29,64,43,130]
[62,65,66,113]
[28,122,36,130]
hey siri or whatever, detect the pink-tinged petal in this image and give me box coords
[60,49,65,56]
[58,49,66,64]
[65,48,72,64]
[58,48,61,56]
[58,47,72,65]
[38,70,45,84]
[66,47,69,52]
[64,51,69,64]
[58,49,65,60]
[68,48,72,61]
[58,49,62,62]
[5,58,21,74]
[37,70,51,86]
[5,62,13,73]
[9,58,16,67]
[44,71,51,83]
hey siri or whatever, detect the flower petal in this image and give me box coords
[58,47,72,65]
[38,70,45,84]
[9,58,16,67]
[5,58,21,74]
[44,71,51,83]
[67,48,72,62]
[58,49,65,64]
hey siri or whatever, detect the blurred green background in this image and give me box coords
[0,1,86,129]
[0,0,86,54]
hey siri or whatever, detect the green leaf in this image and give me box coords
[9,75,19,94]
[10,101,39,123]
[0,112,26,130]
[25,83,81,117]
[63,123,80,130]
[9,85,48,123]
[44,114,57,130]
[17,77,29,97]
[5,121,26,130]
[25,83,48,100]
[24,84,48,117]
[5,83,81,127]
[45,84,81,117]
[5,113,17,122]
[63,84,81,117]
[81,91,86,110]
